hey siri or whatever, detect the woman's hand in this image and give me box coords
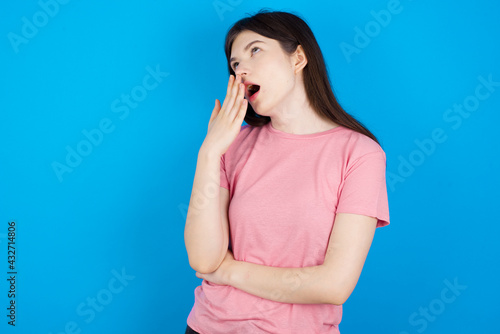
[195,248,236,286]
[201,74,248,157]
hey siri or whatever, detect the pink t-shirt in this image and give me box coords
[187,122,390,333]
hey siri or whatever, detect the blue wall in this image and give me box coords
[1,0,498,333]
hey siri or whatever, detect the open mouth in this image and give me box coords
[247,84,260,97]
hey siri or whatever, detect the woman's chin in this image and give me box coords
[253,105,268,117]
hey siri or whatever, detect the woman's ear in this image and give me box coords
[293,45,308,74]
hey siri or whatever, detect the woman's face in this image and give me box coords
[230,30,298,116]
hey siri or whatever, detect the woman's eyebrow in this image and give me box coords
[230,40,265,63]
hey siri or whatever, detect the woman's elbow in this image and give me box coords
[327,283,355,305]
[188,254,224,274]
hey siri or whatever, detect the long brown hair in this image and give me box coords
[224,9,380,145]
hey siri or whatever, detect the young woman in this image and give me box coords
[184,9,390,334]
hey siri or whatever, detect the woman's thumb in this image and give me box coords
[209,99,220,123]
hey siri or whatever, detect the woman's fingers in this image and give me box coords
[217,74,247,123]
[224,75,241,114]
[223,74,239,115]
[236,98,248,122]
[228,82,246,119]
[220,74,236,113]
[202,74,248,156]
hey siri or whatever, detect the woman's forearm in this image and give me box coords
[184,146,228,274]
[228,260,339,305]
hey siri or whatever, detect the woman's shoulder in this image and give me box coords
[336,126,385,157]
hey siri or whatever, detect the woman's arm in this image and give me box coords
[185,74,247,274]
[184,147,230,274]
[197,213,377,305]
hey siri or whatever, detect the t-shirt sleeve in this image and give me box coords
[336,150,390,228]
[220,153,229,190]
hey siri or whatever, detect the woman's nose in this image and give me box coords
[234,64,248,77]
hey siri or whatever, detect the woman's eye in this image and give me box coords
[232,48,259,70]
